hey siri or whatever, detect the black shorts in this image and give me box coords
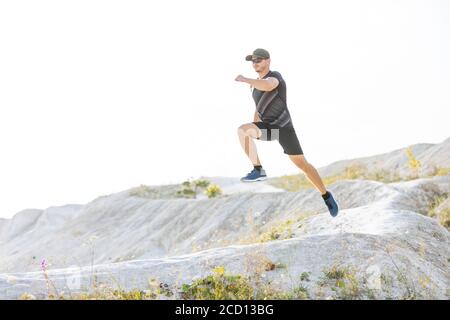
[253,121,304,155]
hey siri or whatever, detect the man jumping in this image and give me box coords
[235,48,339,217]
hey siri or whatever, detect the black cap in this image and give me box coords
[245,48,270,61]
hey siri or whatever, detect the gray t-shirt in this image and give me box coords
[252,70,293,128]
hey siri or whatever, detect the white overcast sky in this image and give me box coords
[0,0,449,218]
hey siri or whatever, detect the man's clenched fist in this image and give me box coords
[235,74,248,82]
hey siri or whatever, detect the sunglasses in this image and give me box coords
[252,58,265,63]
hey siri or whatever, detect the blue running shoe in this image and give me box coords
[240,168,267,182]
[324,191,339,217]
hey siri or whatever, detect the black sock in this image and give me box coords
[321,191,331,200]
[254,165,262,171]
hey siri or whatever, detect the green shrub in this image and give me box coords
[180,266,254,300]
[319,264,364,300]
[428,166,450,177]
[176,179,213,199]
[129,184,154,197]
[300,272,311,282]
[180,266,309,300]
[204,184,222,198]
[257,219,295,243]
[291,285,309,299]
[428,195,450,231]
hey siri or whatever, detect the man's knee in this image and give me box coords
[237,123,260,138]
[237,124,247,135]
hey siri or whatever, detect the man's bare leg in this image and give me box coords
[288,154,327,195]
[237,123,263,166]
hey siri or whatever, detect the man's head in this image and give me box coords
[245,48,270,73]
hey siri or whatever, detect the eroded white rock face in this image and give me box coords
[0,172,448,300]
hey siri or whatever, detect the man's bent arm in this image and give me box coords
[245,77,279,91]
[254,111,261,122]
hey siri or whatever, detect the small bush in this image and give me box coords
[180,266,309,300]
[257,219,295,243]
[406,147,421,179]
[428,195,450,230]
[436,167,450,176]
[72,288,156,300]
[300,272,311,282]
[180,266,254,300]
[319,264,365,300]
[344,163,367,179]
[129,184,154,197]
[176,179,212,199]
[428,166,450,177]
[291,285,310,299]
[204,184,222,198]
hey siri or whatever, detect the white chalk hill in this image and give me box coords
[0,138,449,299]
